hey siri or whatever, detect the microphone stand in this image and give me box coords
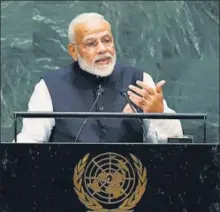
[74,88,104,143]
[121,92,148,142]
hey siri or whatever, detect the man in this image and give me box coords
[15,13,183,143]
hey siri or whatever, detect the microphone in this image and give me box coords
[74,86,104,142]
[120,91,147,142]
[120,91,137,113]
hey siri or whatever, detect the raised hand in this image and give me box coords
[127,80,166,113]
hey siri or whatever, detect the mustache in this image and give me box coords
[94,54,113,63]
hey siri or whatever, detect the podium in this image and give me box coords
[1,112,215,211]
[0,143,219,212]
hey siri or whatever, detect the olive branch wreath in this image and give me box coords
[73,153,147,212]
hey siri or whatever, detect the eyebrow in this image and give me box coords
[83,32,111,42]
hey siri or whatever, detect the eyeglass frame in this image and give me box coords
[71,34,114,50]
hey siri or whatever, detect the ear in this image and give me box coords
[67,44,78,61]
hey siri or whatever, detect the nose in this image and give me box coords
[96,41,107,54]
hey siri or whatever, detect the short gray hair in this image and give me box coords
[68,13,105,44]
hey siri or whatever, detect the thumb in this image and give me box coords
[123,104,136,113]
[156,80,166,93]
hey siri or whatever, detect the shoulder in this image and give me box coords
[115,63,155,86]
[43,63,73,80]
[115,63,144,79]
[115,63,143,74]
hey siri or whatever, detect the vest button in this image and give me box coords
[99,105,104,111]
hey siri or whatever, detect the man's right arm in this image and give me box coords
[13,79,55,143]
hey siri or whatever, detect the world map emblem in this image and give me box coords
[73,152,147,212]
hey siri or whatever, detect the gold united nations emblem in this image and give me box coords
[73,152,147,212]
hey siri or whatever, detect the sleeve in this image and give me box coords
[142,72,183,143]
[13,79,55,143]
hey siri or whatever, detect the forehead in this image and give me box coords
[74,19,112,42]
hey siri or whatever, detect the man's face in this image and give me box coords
[68,19,116,77]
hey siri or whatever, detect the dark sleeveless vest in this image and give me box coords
[43,62,144,143]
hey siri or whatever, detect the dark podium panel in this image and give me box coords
[0,144,219,212]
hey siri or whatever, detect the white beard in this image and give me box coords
[77,52,116,77]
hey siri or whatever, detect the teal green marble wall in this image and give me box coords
[1,1,219,142]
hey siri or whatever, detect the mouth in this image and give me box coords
[95,57,111,65]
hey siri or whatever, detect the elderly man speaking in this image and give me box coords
[15,13,183,143]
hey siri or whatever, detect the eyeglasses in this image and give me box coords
[72,36,113,50]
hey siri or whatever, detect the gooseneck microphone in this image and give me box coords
[120,91,137,113]
[120,91,147,142]
[74,86,104,142]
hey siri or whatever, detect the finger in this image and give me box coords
[123,104,131,113]
[128,92,146,108]
[123,104,136,113]
[129,95,151,110]
[156,80,166,93]
[136,81,155,95]
[128,90,153,102]
[128,85,149,98]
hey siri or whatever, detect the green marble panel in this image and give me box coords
[1,1,219,142]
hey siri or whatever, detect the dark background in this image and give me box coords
[1,1,219,143]
[0,144,220,212]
